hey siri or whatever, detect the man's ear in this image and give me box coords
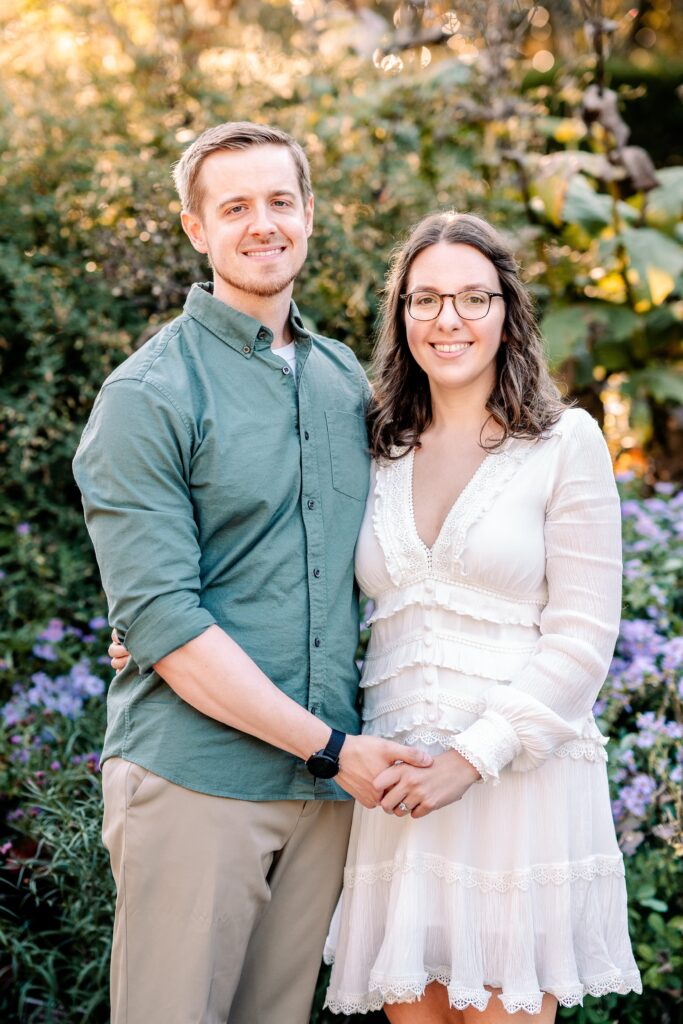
[181,210,208,254]
[305,194,314,239]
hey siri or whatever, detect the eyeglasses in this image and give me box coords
[401,289,504,321]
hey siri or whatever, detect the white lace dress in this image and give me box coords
[324,408,642,1016]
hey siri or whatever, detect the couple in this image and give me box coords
[73,121,641,1024]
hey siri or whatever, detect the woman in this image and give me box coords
[321,212,641,1021]
[109,212,641,1021]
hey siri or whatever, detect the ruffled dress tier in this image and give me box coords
[324,409,641,1016]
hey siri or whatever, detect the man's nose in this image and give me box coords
[247,203,277,236]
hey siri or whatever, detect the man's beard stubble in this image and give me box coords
[210,251,306,299]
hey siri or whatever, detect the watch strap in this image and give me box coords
[325,728,346,761]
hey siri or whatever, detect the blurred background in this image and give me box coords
[0,2,682,1021]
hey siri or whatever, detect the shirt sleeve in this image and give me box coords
[72,377,216,674]
[452,411,622,783]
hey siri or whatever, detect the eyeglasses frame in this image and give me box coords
[400,289,505,321]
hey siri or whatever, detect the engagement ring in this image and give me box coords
[398,802,408,812]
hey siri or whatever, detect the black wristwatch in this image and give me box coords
[305,728,346,779]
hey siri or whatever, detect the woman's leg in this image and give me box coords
[462,988,557,1024]
[384,981,465,1024]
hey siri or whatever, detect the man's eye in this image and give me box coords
[273,199,291,208]
[226,205,245,215]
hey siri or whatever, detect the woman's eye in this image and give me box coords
[462,292,486,304]
[415,294,438,306]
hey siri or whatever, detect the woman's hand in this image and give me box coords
[108,629,130,673]
[374,749,480,819]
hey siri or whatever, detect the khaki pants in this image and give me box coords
[102,757,353,1024]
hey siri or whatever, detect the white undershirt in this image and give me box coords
[273,341,297,380]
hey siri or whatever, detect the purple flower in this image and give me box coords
[16,523,31,535]
[39,619,65,644]
[88,616,108,631]
[619,773,657,818]
[662,638,683,673]
[654,482,676,496]
[49,761,61,771]
[32,643,58,662]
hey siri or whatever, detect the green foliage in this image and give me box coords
[0,1,681,1020]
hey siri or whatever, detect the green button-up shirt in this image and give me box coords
[73,282,371,800]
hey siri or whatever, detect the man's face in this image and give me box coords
[181,144,314,306]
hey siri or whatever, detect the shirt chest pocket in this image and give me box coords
[325,409,370,502]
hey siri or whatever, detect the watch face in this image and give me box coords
[306,753,339,779]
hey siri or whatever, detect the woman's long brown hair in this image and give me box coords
[367,212,566,460]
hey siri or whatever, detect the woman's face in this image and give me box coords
[403,241,506,404]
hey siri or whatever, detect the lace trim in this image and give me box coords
[324,969,642,1014]
[373,438,535,589]
[365,628,536,660]
[343,852,626,891]
[554,739,608,763]
[368,578,544,627]
[431,440,533,579]
[446,740,488,782]
[363,721,609,768]
[360,638,532,689]
[362,690,483,721]
[450,710,522,782]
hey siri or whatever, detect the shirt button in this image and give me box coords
[282,366,291,375]
[257,328,269,340]
[314,637,321,648]
[307,499,316,510]
[313,568,321,578]
[242,344,252,355]
[304,431,310,440]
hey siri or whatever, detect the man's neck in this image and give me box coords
[211,278,294,348]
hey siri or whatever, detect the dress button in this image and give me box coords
[307,499,316,510]
[424,634,433,648]
[282,366,291,375]
[313,568,321,578]
[242,344,252,355]
[428,710,438,722]
[314,637,321,648]
[424,580,434,599]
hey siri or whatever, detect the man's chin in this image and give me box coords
[217,269,299,300]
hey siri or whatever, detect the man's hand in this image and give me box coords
[336,735,433,809]
[374,749,480,818]
[108,630,130,673]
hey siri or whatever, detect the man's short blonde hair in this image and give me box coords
[172,122,313,215]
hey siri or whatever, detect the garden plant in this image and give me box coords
[0,0,681,1020]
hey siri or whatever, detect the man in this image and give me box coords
[73,122,430,1024]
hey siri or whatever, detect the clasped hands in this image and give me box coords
[374,748,481,820]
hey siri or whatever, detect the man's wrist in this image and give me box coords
[305,728,346,779]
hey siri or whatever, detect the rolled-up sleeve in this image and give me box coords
[452,411,622,782]
[73,377,216,674]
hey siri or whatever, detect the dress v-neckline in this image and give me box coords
[408,446,492,557]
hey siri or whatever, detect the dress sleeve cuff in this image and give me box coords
[449,710,523,785]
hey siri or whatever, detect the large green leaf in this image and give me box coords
[627,365,683,406]
[562,174,614,233]
[620,227,683,307]
[541,301,642,370]
[645,166,683,235]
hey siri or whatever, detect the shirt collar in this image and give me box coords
[184,282,311,358]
